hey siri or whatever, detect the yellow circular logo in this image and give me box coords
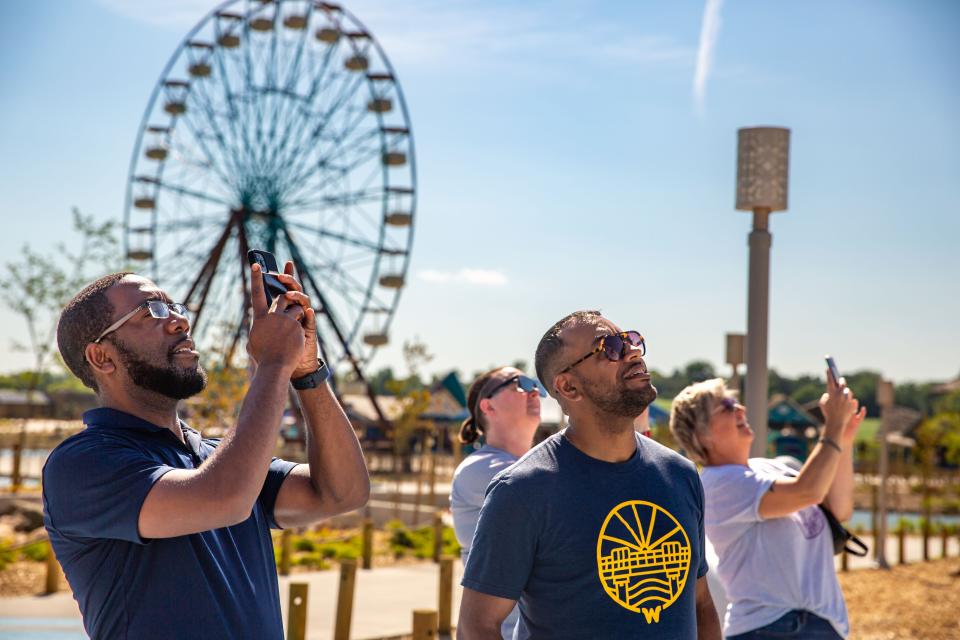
[596,500,692,623]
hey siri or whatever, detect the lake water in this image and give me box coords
[847,509,959,530]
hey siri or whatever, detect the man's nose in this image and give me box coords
[624,345,644,362]
[167,309,191,334]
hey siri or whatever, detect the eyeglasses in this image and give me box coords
[94,300,189,344]
[713,396,739,414]
[557,331,645,375]
[485,375,547,399]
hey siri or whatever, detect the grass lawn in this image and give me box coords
[855,417,880,444]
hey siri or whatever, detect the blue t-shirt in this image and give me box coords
[42,408,297,640]
[462,431,708,639]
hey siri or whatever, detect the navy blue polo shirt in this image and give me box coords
[42,408,297,640]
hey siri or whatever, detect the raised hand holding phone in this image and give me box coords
[247,259,305,375]
[248,250,289,307]
[819,356,862,447]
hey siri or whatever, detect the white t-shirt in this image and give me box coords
[700,458,849,638]
[450,445,520,640]
[451,445,519,554]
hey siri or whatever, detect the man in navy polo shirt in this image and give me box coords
[43,261,370,639]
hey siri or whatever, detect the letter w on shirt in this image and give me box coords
[641,606,662,624]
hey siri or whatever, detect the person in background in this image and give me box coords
[451,366,544,639]
[669,374,864,639]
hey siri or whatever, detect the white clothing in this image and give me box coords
[700,458,849,638]
[450,445,520,639]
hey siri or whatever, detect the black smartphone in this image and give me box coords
[247,249,288,307]
[825,355,841,384]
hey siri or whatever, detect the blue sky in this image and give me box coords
[1,0,958,385]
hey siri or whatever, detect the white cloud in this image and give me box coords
[94,0,693,71]
[95,0,216,29]
[418,268,507,286]
[693,0,724,116]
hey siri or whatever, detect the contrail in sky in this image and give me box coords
[693,0,724,115]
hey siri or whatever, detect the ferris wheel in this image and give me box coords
[123,0,415,414]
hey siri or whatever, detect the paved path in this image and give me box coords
[1,534,955,639]
[0,560,464,640]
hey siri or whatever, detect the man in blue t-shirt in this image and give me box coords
[43,262,369,639]
[458,311,721,639]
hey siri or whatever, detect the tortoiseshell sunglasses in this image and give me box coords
[557,331,645,375]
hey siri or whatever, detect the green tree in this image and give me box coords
[0,209,123,408]
[894,382,938,415]
[683,360,716,384]
[386,338,434,471]
[843,370,881,417]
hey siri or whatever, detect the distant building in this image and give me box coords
[0,389,52,419]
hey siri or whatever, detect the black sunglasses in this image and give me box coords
[558,330,645,375]
[485,374,547,399]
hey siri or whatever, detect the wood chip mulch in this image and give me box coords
[840,558,960,639]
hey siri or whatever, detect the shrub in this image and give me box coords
[19,542,49,562]
[294,537,316,552]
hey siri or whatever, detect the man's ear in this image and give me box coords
[553,372,581,403]
[84,342,117,378]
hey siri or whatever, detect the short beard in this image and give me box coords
[112,338,208,400]
[578,374,658,429]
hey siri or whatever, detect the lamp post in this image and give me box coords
[876,378,895,569]
[736,127,791,458]
[725,333,745,395]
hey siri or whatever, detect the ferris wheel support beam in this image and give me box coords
[280,225,390,428]
[182,210,238,332]
[220,213,255,370]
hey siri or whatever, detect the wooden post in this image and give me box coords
[428,430,438,510]
[438,556,454,634]
[922,477,931,561]
[44,541,59,594]
[412,609,438,640]
[432,511,444,563]
[11,442,23,493]
[287,583,309,640]
[413,432,425,526]
[454,430,464,469]
[898,525,906,565]
[941,525,949,560]
[362,518,374,570]
[334,559,357,640]
[870,484,878,535]
[840,548,848,572]
[279,529,293,576]
[394,473,402,522]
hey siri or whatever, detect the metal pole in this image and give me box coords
[745,208,771,458]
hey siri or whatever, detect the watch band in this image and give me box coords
[291,359,331,390]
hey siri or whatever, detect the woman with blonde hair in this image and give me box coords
[451,366,544,639]
[670,373,864,639]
